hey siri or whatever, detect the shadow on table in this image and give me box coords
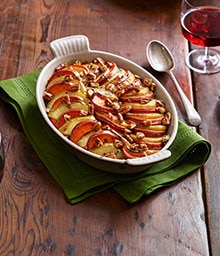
[214,96,220,127]
[106,0,180,12]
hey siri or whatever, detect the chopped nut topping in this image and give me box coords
[124,133,133,143]
[88,104,94,115]
[136,132,145,139]
[90,82,99,88]
[140,143,148,150]
[112,102,120,110]
[43,91,53,100]
[95,138,103,148]
[64,114,71,122]
[117,113,124,123]
[105,83,115,92]
[104,152,117,159]
[114,139,123,149]
[162,112,171,125]
[44,57,172,160]
[119,105,132,115]
[157,107,166,114]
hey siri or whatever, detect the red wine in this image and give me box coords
[181,6,220,47]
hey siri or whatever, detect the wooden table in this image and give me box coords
[0,0,219,255]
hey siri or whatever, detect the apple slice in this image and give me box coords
[59,115,95,136]
[86,130,119,150]
[55,109,88,128]
[129,107,158,114]
[102,69,131,89]
[131,134,169,143]
[144,141,163,150]
[120,99,160,114]
[70,63,90,74]
[77,131,96,148]
[122,145,148,159]
[135,105,167,114]
[91,94,116,114]
[125,112,163,118]
[119,71,136,86]
[46,72,82,92]
[46,75,69,90]
[46,81,80,96]
[120,94,154,103]
[90,143,124,159]
[48,101,89,120]
[70,119,100,144]
[125,113,164,125]
[88,87,118,102]
[120,87,154,103]
[95,111,128,132]
[47,69,81,85]
[115,73,138,96]
[93,60,119,85]
[134,125,167,137]
[133,139,164,150]
[50,94,85,111]
[104,61,119,79]
[46,91,88,111]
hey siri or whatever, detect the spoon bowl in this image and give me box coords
[146,40,201,126]
[147,41,174,72]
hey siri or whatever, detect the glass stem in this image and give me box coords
[204,47,210,61]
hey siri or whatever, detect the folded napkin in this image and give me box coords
[0,70,211,204]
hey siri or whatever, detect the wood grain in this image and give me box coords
[195,71,220,256]
[0,0,216,255]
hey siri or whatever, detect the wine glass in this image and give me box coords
[0,132,5,183]
[181,0,220,74]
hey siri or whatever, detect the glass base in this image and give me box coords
[185,48,220,74]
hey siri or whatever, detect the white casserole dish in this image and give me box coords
[36,35,178,174]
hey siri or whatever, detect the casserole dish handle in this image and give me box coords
[50,35,90,58]
[126,149,171,166]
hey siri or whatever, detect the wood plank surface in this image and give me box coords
[0,0,214,255]
[195,70,220,256]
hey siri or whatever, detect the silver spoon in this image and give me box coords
[146,40,201,126]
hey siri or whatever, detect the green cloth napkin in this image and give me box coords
[0,70,211,204]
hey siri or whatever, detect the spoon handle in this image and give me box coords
[168,71,201,126]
